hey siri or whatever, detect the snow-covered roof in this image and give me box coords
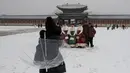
[0,15,58,19]
[88,15,130,19]
[57,4,87,9]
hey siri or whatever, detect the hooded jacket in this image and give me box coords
[34,26,64,69]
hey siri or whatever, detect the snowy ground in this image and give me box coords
[0,26,39,31]
[0,26,130,73]
[0,26,44,36]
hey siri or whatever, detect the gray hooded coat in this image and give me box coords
[34,38,63,69]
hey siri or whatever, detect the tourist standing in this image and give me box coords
[76,24,86,48]
[111,24,115,30]
[107,24,111,30]
[61,24,69,44]
[68,25,76,47]
[34,17,66,73]
[88,23,96,47]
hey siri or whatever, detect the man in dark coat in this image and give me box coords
[83,23,96,47]
[88,24,96,47]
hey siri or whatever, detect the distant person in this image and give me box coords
[111,24,115,30]
[34,17,66,73]
[40,24,42,27]
[95,24,97,28]
[116,24,119,29]
[38,24,40,28]
[122,24,125,30]
[107,24,111,30]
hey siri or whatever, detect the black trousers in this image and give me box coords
[39,62,66,73]
[86,37,94,47]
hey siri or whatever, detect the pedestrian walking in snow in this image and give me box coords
[116,24,119,29]
[107,24,111,30]
[111,24,115,30]
[122,24,126,30]
[95,24,97,28]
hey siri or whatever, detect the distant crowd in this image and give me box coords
[107,24,128,30]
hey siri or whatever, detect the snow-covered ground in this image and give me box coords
[0,26,44,31]
[0,27,130,73]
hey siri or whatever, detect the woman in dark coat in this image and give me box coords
[34,17,66,73]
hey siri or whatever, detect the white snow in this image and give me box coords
[0,26,130,73]
[0,26,43,31]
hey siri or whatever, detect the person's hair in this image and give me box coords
[90,25,94,28]
[88,23,92,24]
[39,30,45,38]
[45,17,56,30]
[45,17,61,38]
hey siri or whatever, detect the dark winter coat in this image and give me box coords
[34,37,63,68]
[83,24,89,37]
[88,27,96,37]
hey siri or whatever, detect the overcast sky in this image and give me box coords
[0,0,130,15]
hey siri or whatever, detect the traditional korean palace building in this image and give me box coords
[0,3,130,26]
